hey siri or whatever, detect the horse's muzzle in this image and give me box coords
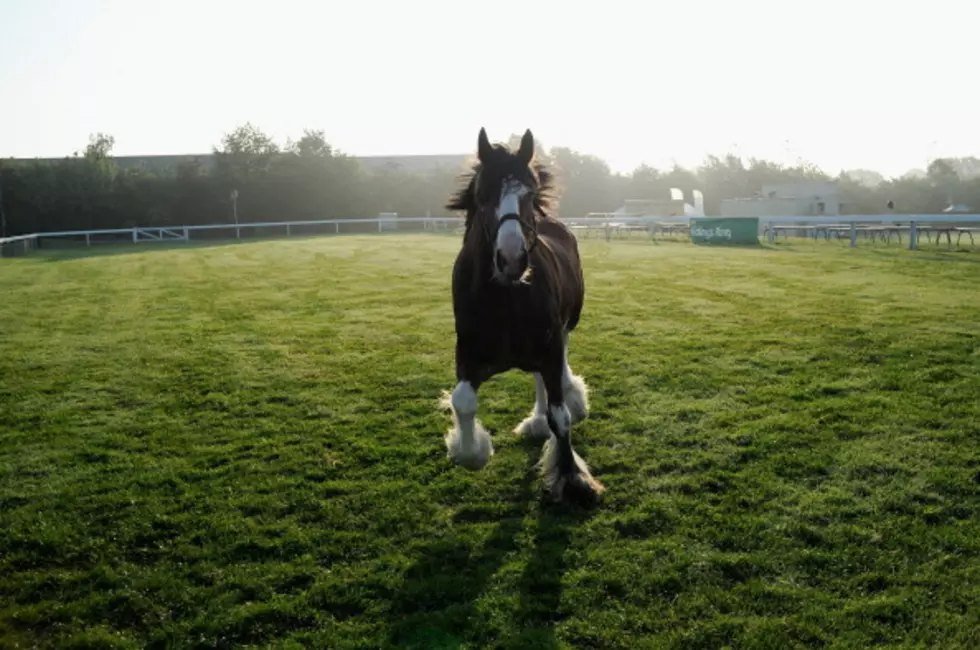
[495,247,528,284]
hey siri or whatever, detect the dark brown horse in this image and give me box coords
[440,127,605,504]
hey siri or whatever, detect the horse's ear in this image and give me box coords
[477,127,492,163]
[518,129,534,164]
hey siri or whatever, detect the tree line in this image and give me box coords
[2,123,978,237]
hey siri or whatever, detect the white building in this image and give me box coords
[610,189,704,218]
[721,181,841,218]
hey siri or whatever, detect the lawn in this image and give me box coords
[1,234,979,649]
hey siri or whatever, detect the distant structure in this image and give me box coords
[610,189,705,218]
[943,202,971,213]
[354,154,470,175]
[721,181,841,217]
[4,153,472,177]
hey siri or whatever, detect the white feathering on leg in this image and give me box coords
[515,413,551,440]
[537,402,604,502]
[514,373,552,440]
[562,345,590,424]
[562,371,590,424]
[441,382,493,470]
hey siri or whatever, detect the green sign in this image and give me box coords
[690,218,759,245]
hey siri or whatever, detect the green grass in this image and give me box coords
[2,234,979,649]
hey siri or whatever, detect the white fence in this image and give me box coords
[2,214,980,257]
[572,213,980,249]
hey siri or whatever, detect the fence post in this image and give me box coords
[183,227,189,241]
[286,224,291,237]
[909,221,918,250]
[86,233,91,247]
[132,228,137,243]
[850,222,856,248]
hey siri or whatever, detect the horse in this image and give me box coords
[440,127,605,504]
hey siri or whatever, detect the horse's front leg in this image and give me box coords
[441,354,493,471]
[538,349,605,503]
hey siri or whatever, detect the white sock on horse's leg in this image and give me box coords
[561,348,589,424]
[514,373,551,440]
[442,380,493,470]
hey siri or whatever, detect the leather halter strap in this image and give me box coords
[491,212,538,253]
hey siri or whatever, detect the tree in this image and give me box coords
[84,133,115,160]
[842,168,885,188]
[213,123,280,188]
[3,122,977,233]
[288,129,333,159]
[212,123,281,223]
[549,147,618,217]
[626,164,664,200]
[927,158,960,206]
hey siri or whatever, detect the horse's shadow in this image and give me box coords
[385,438,598,649]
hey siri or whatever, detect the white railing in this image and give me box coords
[0,233,40,256]
[569,213,980,249]
[749,214,980,249]
[0,217,466,256]
[1,214,979,255]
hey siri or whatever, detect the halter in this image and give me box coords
[480,176,539,254]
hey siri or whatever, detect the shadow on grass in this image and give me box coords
[385,440,598,650]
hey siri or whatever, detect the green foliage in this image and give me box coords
[1,236,978,647]
[3,125,980,238]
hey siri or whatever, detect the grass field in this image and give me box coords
[1,234,979,649]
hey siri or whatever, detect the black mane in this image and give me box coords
[445,144,559,228]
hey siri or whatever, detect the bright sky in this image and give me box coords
[0,0,973,178]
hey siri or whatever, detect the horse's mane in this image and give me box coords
[445,145,559,229]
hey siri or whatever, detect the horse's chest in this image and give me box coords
[472,302,554,366]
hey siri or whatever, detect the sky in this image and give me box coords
[0,0,974,178]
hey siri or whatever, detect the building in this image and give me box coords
[720,180,841,218]
[354,154,470,175]
[610,189,705,218]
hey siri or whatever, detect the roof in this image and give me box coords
[355,154,471,174]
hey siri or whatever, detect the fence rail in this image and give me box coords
[3,214,980,254]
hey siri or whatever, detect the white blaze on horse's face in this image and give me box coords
[493,177,530,283]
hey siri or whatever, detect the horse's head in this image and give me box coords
[470,127,542,285]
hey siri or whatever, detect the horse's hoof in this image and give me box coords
[453,453,491,471]
[550,470,606,506]
[445,421,493,471]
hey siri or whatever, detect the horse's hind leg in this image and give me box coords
[538,355,605,504]
[520,340,588,438]
[514,373,551,441]
[561,341,590,424]
[441,379,493,471]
